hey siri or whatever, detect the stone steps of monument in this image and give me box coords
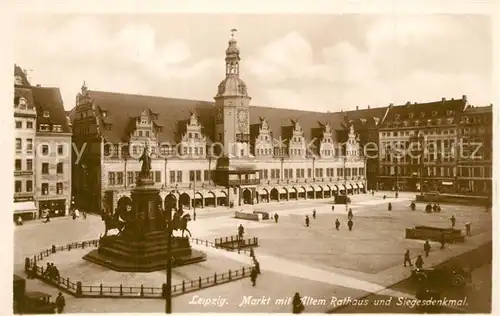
[83,249,207,272]
[98,244,192,262]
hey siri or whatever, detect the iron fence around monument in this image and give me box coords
[24,238,254,299]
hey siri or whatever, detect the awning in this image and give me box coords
[314,185,323,191]
[14,201,36,213]
[359,183,365,188]
[307,186,315,192]
[278,188,287,194]
[298,187,307,193]
[341,184,347,189]
[325,185,332,191]
[333,185,339,191]
[442,181,454,186]
[348,184,354,189]
[258,188,269,195]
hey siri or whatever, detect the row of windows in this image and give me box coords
[39,124,63,132]
[260,167,365,180]
[108,170,214,186]
[381,129,455,137]
[41,162,65,174]
[14,180,32,193]
[380,166,456,177]
[458,167,492,178]
[15,159,33,171]
[14,181,64,195]
[15,120,34,129]
[15,139,65,155]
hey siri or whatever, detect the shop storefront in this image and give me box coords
[14,197,37,221]
[38,199,67,218]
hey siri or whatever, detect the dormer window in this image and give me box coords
[52,125,62,132]
[40,124,50,131]
[14,75,23,85]
[447,110,453,116]
[43,111,50,118]
[420,112,425,118]
[102,111,107,118]
[395,114,400,120]
[19,98,27,110]
[432,111,438,117]
[409,113,414,119]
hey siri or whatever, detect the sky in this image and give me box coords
[14,14,492,111]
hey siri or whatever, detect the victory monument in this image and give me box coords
[83,144,206,272]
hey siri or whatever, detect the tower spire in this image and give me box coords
[225,28,240,76]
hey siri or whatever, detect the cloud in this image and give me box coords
[15,15,491,111]
[244,15,491,111]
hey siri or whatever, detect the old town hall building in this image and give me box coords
[70,33,368,214]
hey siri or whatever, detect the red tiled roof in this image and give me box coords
[31,87,71,133]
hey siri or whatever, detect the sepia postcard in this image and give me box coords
[6,1,496,314]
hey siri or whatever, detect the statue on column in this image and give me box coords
[139,143,152,178]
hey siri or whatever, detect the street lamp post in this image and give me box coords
[193,172,197,221]
[344,156,348,212]
[165,200,173,313]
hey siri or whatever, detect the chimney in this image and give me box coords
[462,95,467,102]
[451,98,454,101]
[356,106,359,111]
[367,105,371,109]
[389,103,394,108]
[405,101,411,107]
[441,97,446,102]
[414,102,417,105]
[36,84,41,87]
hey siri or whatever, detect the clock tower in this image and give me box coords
[214,29,251,157]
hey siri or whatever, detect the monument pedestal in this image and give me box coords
[83,176,206,272]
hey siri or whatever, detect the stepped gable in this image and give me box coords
[87,90,352,145]
[87,90,215,143]
[31,86,71,133]
[248,106,345,143]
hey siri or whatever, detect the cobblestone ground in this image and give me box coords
[13,193,492,313]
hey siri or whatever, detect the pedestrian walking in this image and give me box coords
[274,213,279,223]
[312,209,316,219]
[249,247,255,259]
[388,202,392,211]
[335,218,340,230]
[250,267,258,286]
[16,216,23,226]
[83,211,87,219]
[424,240,431,257]
[347,219,353,231]
[415,255,424,269]
[404,250,413,267]
[292,292,305,314]
[465,222,471,236]
[440,233,446,250]
[55,292,65,313]
[305,215,310,227]
[450,215,456,228]
[44,212,51,223]
[253,258,261,274]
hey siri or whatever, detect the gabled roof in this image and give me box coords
[31,87,71,133]
[14,64,31,87]
[463,105,492,115]
[380,97,467,128]
[87,91,348,144]
[88,91,215,143]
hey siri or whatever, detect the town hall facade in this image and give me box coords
[70,33,368,214]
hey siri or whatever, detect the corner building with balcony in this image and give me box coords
[13,65,72,220]
[70,33,369,214]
